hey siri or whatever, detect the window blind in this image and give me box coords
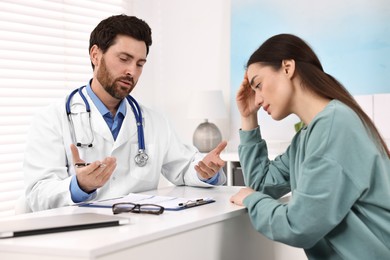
[0,0,131,217]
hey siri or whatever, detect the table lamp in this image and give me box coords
[188,90,227,153]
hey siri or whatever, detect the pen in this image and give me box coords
[74,162,90,168]
[178,199,205,207]
[74,162,106,168]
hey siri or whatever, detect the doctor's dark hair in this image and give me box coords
[247,33,389,158]
[89,14,152,70]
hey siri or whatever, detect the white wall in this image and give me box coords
[355,93,390,147]
[130,0,231,148]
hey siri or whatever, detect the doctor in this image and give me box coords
[23,14,227,212]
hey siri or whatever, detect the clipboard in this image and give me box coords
[79,193,215,211]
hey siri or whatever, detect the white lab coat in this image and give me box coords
[23,88,226,212]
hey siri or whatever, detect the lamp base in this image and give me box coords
[193,120,222,153]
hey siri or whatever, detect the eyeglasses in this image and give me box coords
[112,202,165,215]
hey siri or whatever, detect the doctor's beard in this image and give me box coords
[96,57,136,100]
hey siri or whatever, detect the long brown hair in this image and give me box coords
[247,34,390,158]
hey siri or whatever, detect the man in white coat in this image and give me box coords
[23,14,227,212]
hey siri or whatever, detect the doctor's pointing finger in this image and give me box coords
[195,141,227,180]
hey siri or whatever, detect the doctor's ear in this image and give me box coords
[281,59,295,78]
[89,45,101,68]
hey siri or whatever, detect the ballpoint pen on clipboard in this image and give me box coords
[178,199,209,208]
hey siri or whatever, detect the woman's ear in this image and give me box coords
[282,59,295,79]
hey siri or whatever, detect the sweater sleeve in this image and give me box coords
[243,155,361,248]
[238,127,291,199]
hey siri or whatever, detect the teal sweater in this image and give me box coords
[239,100,390,259]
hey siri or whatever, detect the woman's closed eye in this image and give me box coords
[255,82,262,91]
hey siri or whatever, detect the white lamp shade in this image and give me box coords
[187,90,227,120]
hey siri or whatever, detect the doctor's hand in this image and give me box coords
[230,187,255,206]
[70,144,117,193]
[195,141,227,180]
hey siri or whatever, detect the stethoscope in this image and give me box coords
[65,86,148,167]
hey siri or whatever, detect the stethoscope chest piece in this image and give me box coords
[135,150,149,167]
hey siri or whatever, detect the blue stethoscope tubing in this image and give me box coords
[126,95,145,152]
[126,95,149,167]
[65,86,148,167]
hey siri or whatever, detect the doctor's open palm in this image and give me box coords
[195,141,227,180]
[70,144,117,193]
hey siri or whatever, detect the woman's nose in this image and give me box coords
[255,93,264,107]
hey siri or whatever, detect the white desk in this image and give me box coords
[0,186,275,260]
